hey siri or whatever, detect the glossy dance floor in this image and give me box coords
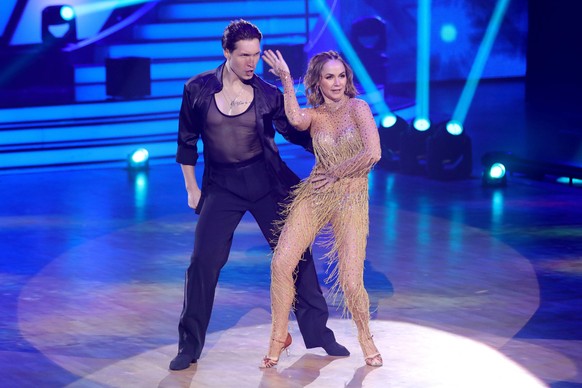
[1,151,581,388]
[2,81,582,387]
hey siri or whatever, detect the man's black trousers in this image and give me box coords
[176,159,336,360]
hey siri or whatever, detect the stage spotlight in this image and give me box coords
[413,117,431,131]
[42,5,77,45]
[446,120,464,135]
[381,113,397,128]
[481,150,582,187]
[399,123,433,175]
[482,162,507,187]
[377,114,410,170]
[556,177,582,187]
[481,152,511,187]
[426,121,472,180]
[489,163,506,179]
[60,6,75,21]
[128,148,149,170]
[440,23,458,43]
[350,16,388,97]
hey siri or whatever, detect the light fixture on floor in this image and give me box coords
[426,120,472,180]
[128,148,149,170]
[377,114,410,170]
[481,152,510,187]
[399,117,434,175]
[483,162,507,187]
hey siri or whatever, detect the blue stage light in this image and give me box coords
[426,121,473,180]
[380,114,397,128]
[489,163,506,179]
[377,114,410,170]
[60,6,75,21]
[556,177,582,186]
[416,0,431,129]
[451,0,511,126]
[446,120,464,135]
[413,117,431,131]
[42,4,77,44]
[128,148,149,170]
[482,161,507,187]
[440,24,457,42]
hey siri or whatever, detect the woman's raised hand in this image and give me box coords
[262,49,290,78]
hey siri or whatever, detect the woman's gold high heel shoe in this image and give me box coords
[359,334,383,367]
[259,333,292,368]
[365,353,383,367]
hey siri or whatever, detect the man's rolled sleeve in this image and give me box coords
[176,83,200,165]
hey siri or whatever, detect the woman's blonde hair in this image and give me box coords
[303,50,358,107]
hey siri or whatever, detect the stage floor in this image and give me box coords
[1,146,581,387]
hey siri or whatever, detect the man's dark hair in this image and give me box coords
[222,19,262,52]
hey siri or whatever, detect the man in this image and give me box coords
[170,19,349,371]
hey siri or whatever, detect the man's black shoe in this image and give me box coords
[169,353,197,370]
[323,341,350,356]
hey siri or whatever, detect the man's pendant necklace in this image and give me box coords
[226,86,246,115]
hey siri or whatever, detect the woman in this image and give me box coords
[259,49,382,368]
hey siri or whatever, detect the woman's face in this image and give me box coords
[318,59,347,103]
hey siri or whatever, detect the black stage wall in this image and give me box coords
[525,0,582,167]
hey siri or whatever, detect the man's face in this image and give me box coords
[224,39,261,81]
